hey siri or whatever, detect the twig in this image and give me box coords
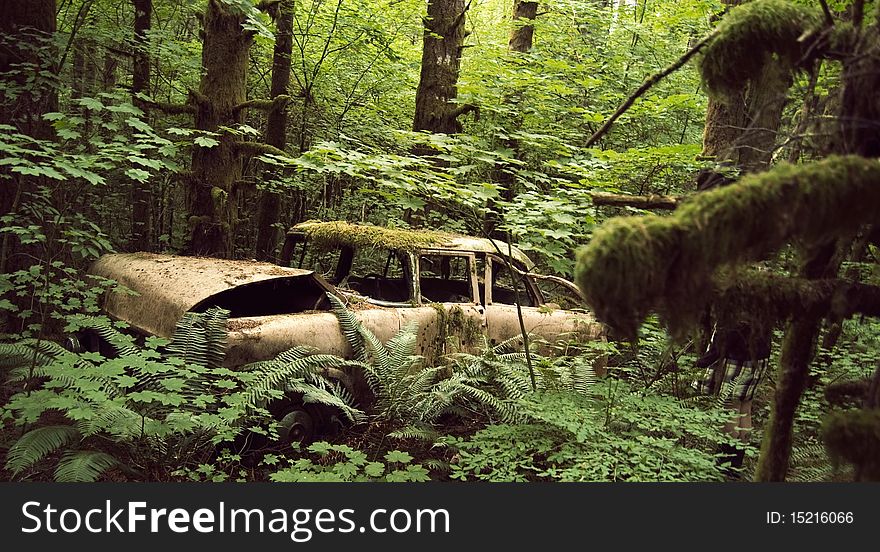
[818,0,834,27]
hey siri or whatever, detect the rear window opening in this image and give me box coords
[189,276,332,317]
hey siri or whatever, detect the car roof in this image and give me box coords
[287,220,535,269]
[90,253,321,337]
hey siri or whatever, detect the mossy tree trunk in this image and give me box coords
[185,0,253,258]
[700,0,791,183]
[755,243,840,481]
[254,0,294,262]
[130,0,152,251]
[484,0,537,237]
[413,0,469,141]
[757,22,880,480]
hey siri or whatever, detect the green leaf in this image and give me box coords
[194,136,220,148]
[125,168,151,183]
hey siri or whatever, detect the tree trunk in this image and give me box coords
[254,0,294,262]
[413,0,468,138]
[483,0,536,237]
[755,243,841,481]
[699,0,791,182]
[0,0,57,273]
[130,0,152,252]
[185,0,253,258]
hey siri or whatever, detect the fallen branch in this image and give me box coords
[590,192,680,210]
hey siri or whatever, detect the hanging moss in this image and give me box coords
[699,0,822,100]
[822,409,880,481]
[574,155,880,339]
[292,220,454,252]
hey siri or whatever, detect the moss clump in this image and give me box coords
[822,409,880,481]
[574,155,880,339]
[291,220,454,252]
[699,0,822,99]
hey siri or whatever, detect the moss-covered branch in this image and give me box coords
[233,95,290,114]
[235,141,290,158]
[714,271,880,325]
[699,0,823,99]
[574,155,880,338]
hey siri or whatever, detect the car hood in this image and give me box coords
[90,252,335,337]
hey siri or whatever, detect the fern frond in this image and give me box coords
[54,450,117,482]
[240,354,349,409]
[284,380,366,423]
[69,317,140,357]
[387,425,437,441]
[493,335,525,355]
[5,425,80,475]
[202,307,229,370]
[166,308,229,368]
[327,293,367,362]
[76,403,144,438]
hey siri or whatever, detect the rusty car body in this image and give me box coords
[90,221,603,369]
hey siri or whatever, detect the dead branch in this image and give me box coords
[590,191,680,210]
[585,28,720,148]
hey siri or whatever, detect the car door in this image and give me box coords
[483,255,600,352]
[399,250,486,363]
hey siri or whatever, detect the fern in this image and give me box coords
[164,307,228,369]
[5,425,81,475]
[54,451,117,482]
[67,316,140,356]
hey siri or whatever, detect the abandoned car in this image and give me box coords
[87,222,603,440]
[90,221,602,369]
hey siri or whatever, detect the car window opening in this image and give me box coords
[419,254,473,304]
[189,276,332,317]
[491,261,536,307]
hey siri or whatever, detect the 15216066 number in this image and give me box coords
[766,511,854,524]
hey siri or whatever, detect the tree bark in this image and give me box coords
[483,0,536,237]
[185,0,253,258]
[254,0,294,261]
[0,0,58,273]
[699,0,791,183]
[130,0,152,252]
[413,0,469,139]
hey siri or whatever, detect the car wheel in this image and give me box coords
[277,408,315,446]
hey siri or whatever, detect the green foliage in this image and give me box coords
[443,337,598,422]
[327,294,452,437]
[269,442,431,482]
[1,309,359,481]
[445,384,740,482]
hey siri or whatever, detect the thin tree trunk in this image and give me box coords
[0,0,58,274]
[483,0,536,237]
[130,0,152,251]
[255,0,294,261]
[185,0,253,257]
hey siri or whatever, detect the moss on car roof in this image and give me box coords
[291,220,452,252]
[288,220,534,268]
